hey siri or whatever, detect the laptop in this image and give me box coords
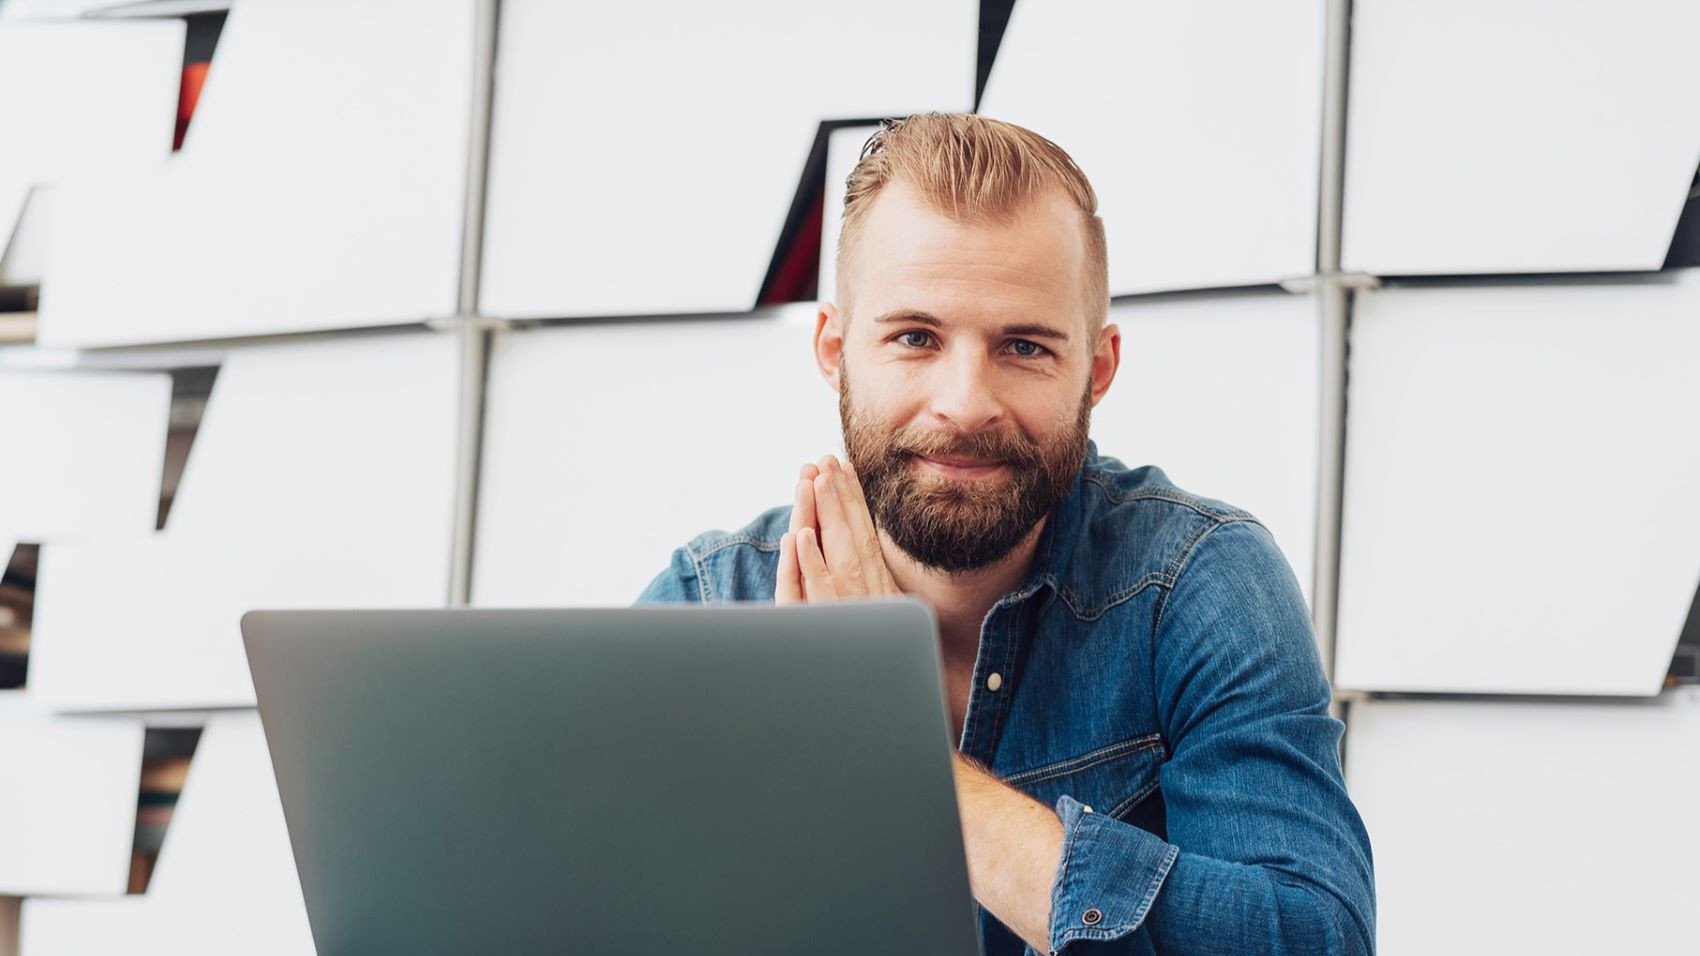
[242,601,981,956]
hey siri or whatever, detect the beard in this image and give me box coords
[839,365,1093,575]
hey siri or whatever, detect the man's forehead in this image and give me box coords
[858,178,1081,254]
[849,181,1088,328]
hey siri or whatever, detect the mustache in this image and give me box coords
[886,427,1041,466]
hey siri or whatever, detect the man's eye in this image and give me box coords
[1008,339,1048,358]
[898,330,934,348]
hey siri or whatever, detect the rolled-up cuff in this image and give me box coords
[1048,794,1180,953]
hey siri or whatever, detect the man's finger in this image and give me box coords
[831,458,888,577]
[813,470,867,595]
[788,474,817,536]
[839,457,871,511]
[775,531,803,604]
[796,527,839,601]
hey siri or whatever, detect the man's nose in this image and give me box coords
[928,349,1004,434]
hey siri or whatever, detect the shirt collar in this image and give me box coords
[1001,440,1094,608]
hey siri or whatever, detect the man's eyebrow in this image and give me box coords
[1001,322,1072,342]
[871,310,1072,342]
[871,309,943,328]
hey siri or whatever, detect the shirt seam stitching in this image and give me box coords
[684,542,714,604]
[1004,733,1165,787]
[1153,516,1260,635]
[693,533,783,558]
[1081,471,1254,520]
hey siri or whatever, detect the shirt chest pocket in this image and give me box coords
[1002,733,1165,820]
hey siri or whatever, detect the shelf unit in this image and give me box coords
[0,1,1694,953]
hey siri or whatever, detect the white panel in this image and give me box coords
[816,124,881,309]
[37,0,470,347]
[0,1,121,20]
[0,693,143,896]
[1337,278,1700,695]
[1090,293,1318,604]
[979,0,1323,295]
[1342,0,1700,275]
[29,333,458,711]
[0,187,52,287]
[474,307,840,606]
[0,370,171,541]
[141,712,311,950]
[1347,691,1700,955]
[479,0,976,320]
[20,712,314,956]
[0,20,181,246]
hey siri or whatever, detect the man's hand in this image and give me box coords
[776,455,901,603]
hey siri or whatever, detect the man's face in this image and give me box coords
[820,179,1118,574]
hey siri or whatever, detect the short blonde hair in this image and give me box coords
[836,112,1109,331]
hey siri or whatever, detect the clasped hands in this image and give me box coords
[776,455,903,604]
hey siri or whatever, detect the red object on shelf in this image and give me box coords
[174,61,210,151]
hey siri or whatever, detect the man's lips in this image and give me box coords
[913,454,1009,478]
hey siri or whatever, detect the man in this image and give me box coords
[638,113,1374,955]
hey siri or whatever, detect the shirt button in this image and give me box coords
[986,672,1003,691]
[1082,908,1103,926]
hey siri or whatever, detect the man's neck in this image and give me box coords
[880,520,1047,655]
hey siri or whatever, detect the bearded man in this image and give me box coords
[638,113,1375,956]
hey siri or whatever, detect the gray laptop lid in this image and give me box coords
[242,601,980,956]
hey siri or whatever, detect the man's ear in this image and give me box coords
[815,301,845,393]
[1089,322,1121,407]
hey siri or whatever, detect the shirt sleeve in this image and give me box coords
[1045,519,1376,955]
[632,546,703,605]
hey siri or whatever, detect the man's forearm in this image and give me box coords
[952,752,1064,953]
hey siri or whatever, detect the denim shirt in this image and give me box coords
[636,445,1376,955]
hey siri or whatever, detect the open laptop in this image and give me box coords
[242,601,981,956]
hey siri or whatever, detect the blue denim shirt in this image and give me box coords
[636,445,1375,955]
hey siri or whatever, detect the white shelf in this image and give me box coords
[1347,691,1700,954]
[1342,0,1700,275]
[20,711,313,956]
[1336,276,1700,695]
[979,0,1324,295]
[37,0,472,347]
[478,0,976,320]
[28,332,459,711]
[0,369,172,542]
[0,19,182,278]
[0,692,144,897]
[474,306,841,606]
[91,0,233,18]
